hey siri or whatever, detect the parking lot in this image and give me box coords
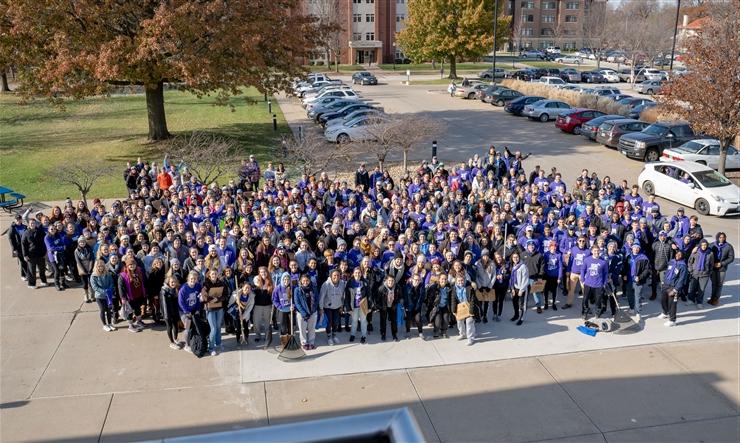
[280,72,738,246]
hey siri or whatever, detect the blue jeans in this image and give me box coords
[206,309,224,349]
[529,278,542,307]
[625,282,645,313]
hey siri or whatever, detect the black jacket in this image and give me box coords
[9,223,25,253]
[711,242,734,272]
[652,239,675,272]
[522,250,545,280]
[375,284,401,310]
[21,228,47,259]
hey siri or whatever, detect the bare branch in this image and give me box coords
[48,162,112,207]
[282,131,352,178]
[165,132,239,186]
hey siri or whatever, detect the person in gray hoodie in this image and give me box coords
[319,269,346,345]
[75,237,95,302]
[474,250,496,322]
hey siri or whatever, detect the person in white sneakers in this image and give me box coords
[90,259,116,332]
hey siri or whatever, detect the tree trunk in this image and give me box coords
[146,81,170,141]
[378,156,385,173]
[448,56,458,79]
[403,149,408,172]
[718,138,730,176]
[79,190,88,210]
[1,69,10,92]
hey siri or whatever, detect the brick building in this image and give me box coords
[507,0,608,51]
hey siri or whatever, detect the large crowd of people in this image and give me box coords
[8,146,735,356]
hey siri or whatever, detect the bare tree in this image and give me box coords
[282,131,352,178]
[348,117,398,172]
[309,0,344,71]
[389,115,445,172]
[662,6,740,175]
[166,132,239,186]
[49,163,112,207]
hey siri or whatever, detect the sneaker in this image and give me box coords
[107,325,117,331]
[103,325,111,332]
[177,341,185,348]
[467,339,474,346]
[393,336,399,342]
[442,333,449,338]
[328,337,335,346]
[184,346,192,353]
[360,337,366,344]
[458,334,466,341]
[537,307,543,314]
[664,320,676,327]
[210,350,218,356]
[65,275,74,282]
[658,313,668,319]
[332,336,340,344]
[697,303,704,309]
[128,325,140,333]
[169,343,180,350]
[349,335,355,342]
[494,315,501,322]
[27,285,35,289]
[552,305,558,311]
[21,276,27,281]
[135,320,145,328]
[562,304,572,310]
[38,282,47,287]
[344,325,351,332]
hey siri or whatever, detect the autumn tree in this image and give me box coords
[662,6,739,175]
[166,132,239,186]
[308,0,344,72]
[0,6,13,92]
[397,0,510,79]
[6,0,323,141]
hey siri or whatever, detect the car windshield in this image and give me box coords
[676,141,704,153]
[530,100,548,107]
[642,124,668,136]
[693,170,732,188]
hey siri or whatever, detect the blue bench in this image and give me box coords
[0,191,25,212]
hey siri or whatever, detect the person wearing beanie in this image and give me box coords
[660,250,688,327]
[319,269,346,345]
[74,236,95,302]
[345,267,370,343]
[522,240,545,314]
[474,250,495,322]
[687,239,714,308]
[543,241,563,311]
[203,268,227,356]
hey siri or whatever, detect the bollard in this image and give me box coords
[432,140,437,158]
[264,92,267,102]
[298,125,303,141]
[268,100,272,114]
[272,114,277,131]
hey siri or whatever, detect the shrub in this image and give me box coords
[500,79,631,116]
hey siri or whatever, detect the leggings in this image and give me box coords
[325,308,341,337]
[96,299,112,326]
[543,277,558,307]
[165,318,179,344]
[379,307,399,338]
[405,310,423,334]
[493,286,507,316]
[511,290,524,319]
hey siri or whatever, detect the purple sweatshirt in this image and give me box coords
[580,256,608,288]
[568,246,589,274]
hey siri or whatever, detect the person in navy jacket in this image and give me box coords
[660,250,688,326]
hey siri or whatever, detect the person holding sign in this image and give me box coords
[451,274,476,346]
[345,267,370,344]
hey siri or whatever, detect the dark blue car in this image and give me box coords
[504,96,545,116]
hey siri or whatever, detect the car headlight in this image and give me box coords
[711,195,725,203]
[634,141,645,148]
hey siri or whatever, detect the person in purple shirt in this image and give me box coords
[44,224,68,291]
[625,184,643,208]
[580,245,608,319]
[565,236,589,309]
[178,270,203,351]
[543,241,563,311]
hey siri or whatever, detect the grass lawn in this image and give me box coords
[519,60,584,70]
[309,64,366,73]
[0,88,289,201]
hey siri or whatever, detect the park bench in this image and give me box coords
[0,187,25,212]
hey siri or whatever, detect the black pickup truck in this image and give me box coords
[618,121,698,162]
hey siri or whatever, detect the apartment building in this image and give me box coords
[304,0,407,65]
[507,0,608,51]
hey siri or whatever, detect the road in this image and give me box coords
[280,73,738,248]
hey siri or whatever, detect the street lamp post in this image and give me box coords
[669,0,682,72]
[491,0,498,85]
[392,42,396,71]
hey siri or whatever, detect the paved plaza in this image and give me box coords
[2,77,739,442]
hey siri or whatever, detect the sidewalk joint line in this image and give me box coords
[98,393,114,443]
[405,369,442,443]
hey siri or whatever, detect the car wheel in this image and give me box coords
[647,89,654,95]
[496,99,505,106]
[642,180,655,195]
[539,113,549,122]
[572,125,582,135]
[337,133,350,144]
[695,198,710,216]
[645,148,660,162]
[352,79,356,85]
[468,93,475,99]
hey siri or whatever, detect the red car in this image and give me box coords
[555,109,606,135]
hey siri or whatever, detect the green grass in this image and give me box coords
[0,88,289,201]
[519,60,583,70]
[378,62,494,72]
[309,64,366,73]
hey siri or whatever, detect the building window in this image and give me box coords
[396,14,405,22]
[542,15,555,23]
[565,2,579,9]
[352,33,362,41]
[353,14,361,23]
[353,0,361,3]
[365,32,375,40]
[521,1,534,9]
[397,0,405,3]
[366,0,374,3]
[522,28,533,36]
[366,14,375,22]
[542,1,556,9]
[522,14,534,22]
[541,28,554,36]
[565,15,578,22]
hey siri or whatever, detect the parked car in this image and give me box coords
[585,87,621,97]
[504,95,546,116]
[324,115,387,144]
[546,46,562,54]
[351,71,378,85]
[487,88,523,106]
[638,162,739,216]
[318,102,376,127]
[617,97,653,108]
[596,119,650,148]
[520,50,545,59]
[325,108,384,129]
[617,68,636,82]
[606,52,627,63]
[660,139,740,170]
[597,69,620,83]
[477,85,508,101]
[538,76,566,86]
[479,68,507,79]
[574,48,593,58]
[581,71,606,83]
[607,93,633,102]
[628,102,657,120]
[555,56,581,65]
[511,69,537,81]
[305,95,358,113]
[618,121,698,162]
[534,68,561,78]
[635,68,665,82]
[308,99,360,121]
[302,87,357,105]
[523,99,572,122]
[555,109,605,135]
[560,68,582,82]
[635,79,664,95]
[580,114,625,141]
[454,82,488,99]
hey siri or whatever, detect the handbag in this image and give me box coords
[456,301,471,321]
[531,280,546,293]
[119,302,133,319]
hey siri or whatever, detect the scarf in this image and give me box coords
[695,248,709,272]
[454,284,467,303]
[715,242,727,261]
[510,263,524,288]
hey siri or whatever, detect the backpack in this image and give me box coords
[188,313,211,358]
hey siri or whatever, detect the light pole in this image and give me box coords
[669,0,682,72]
[491,0,498,85]
[392,42,396,71]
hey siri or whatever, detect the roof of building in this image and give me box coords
[681,17,710,30]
